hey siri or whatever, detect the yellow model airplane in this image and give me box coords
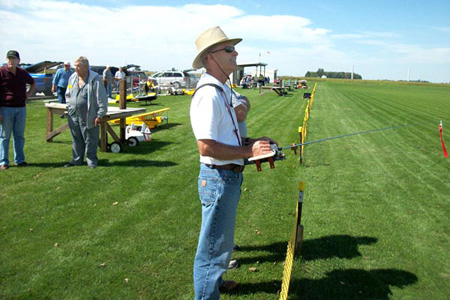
[109,108,170,129]
[182,88,195,95]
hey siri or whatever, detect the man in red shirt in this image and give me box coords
[0,50,35,170]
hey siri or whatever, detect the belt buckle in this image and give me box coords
[232,165,244,173]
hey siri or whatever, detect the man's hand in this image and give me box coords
[251,140,273,157]
[26,82,36,99]
[51,85,55,93]
[256,136,278,146]
[94,117,101,127]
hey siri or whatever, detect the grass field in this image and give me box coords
[1,81,449,299]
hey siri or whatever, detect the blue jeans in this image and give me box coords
[194,164,243,300]
[106,83,112,98]
[57,87,67,104]
[0,106,27,166]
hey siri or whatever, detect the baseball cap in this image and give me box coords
[64,61,71,65]
[7,50,20,60]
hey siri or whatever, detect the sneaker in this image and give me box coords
[64,163,75,168]
[219,280,238,293]
[233,244,240,252]
[0,165,9,170]
[17,162,28,167]
[228,259,238,269]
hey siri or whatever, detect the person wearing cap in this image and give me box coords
[0,50,35,170]
[190,26,277,299]
[52,61,74,104]
[64,56,107,169]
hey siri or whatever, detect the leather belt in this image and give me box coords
[205,164,245,173]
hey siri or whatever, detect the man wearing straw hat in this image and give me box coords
[190,26,276,299]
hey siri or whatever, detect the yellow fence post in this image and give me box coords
[298,126,303,165]
[280,181,306,300]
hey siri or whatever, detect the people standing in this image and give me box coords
[190,26,276,299]
[114,67,125,92]
[64,56,108,169]
[0,50,35,170]
[102,66,113,98]
[52,61,73,104]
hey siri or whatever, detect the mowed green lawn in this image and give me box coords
[0,81,449,299]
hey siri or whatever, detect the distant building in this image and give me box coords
[231,62,277,85]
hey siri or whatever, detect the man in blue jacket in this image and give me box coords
[52,61,73,104]
[64,56,107,169]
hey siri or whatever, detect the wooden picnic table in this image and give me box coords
[44,103,146,152]
[269,86,288,96]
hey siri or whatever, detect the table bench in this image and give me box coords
[44,103,146,152]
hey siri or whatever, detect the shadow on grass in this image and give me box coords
[270,94,294,98]
[232,235,418,299]
[301,235,378,261]
[121,140,175,155]
[234,241,287,265]
[135,101,164,106]
[28,141,178,168]
[233,269,418,300]
[99,158,177,167]
[27,159,177,168]
[151,122,182,132]
[46,141,72,145]
[236,235,378,265]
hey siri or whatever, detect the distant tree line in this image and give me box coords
[305,68,362,79]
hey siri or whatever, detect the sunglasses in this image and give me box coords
[210,46,236,54]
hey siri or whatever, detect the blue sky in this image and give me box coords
[1,0,449,82]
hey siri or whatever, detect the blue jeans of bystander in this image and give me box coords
[193,164,243,300]
[57,87,67,104]
[0,106,27,166]
[106,83,112,98]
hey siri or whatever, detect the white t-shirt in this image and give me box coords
[115,71,125,79]
[190,73,243,166]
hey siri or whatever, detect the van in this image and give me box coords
[151,70,199,89]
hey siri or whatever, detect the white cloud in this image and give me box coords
[331,31,398,40]
[387,44,450,64]
[434,26,450,33]
[0,0,448,82]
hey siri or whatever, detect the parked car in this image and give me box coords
[127,70,148,89]
[21,61,62,96]
[151,69,199,89]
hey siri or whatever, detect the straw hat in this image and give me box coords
[192,26,242,69]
